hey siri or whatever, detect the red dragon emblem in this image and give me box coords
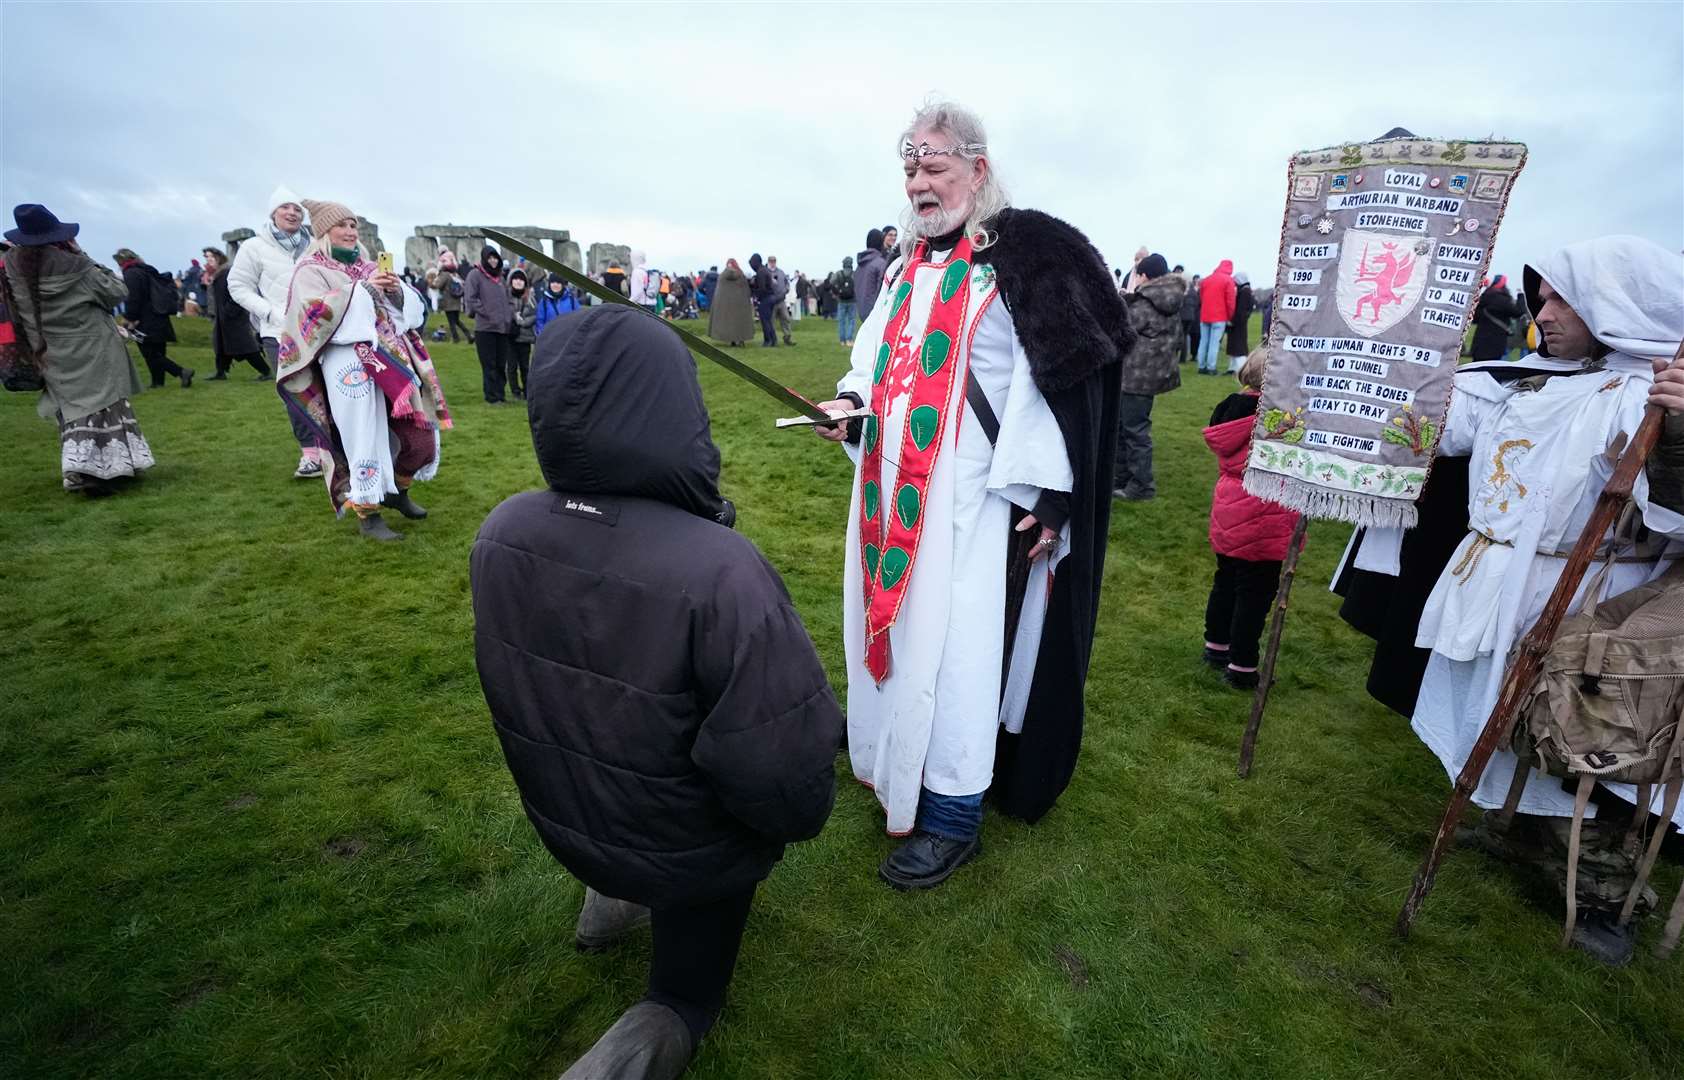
[1335,229,1430,337]
[1351,241,1416,325]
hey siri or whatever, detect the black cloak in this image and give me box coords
[975,208,1134,823]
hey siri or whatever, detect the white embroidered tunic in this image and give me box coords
[1411,357,1684,824]
[321,281,433,508]
[837,247,1072,834]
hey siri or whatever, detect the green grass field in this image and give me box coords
[3,312,1680,1079]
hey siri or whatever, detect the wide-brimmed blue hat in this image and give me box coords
[5,203,80,246]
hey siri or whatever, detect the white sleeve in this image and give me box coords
[1438,376,1497,457]
[989,325,1072,508]
[398,282,425,331]
[227,244,271,324]
[329,284,378,345]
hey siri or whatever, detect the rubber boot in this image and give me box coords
[558,1002,694,1080]
[385,488,428,520]
[358,513,403,542]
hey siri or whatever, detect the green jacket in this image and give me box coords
[4,246,140,423]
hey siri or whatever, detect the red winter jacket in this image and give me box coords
[1199,259,1237,324]
[1203,392,1301,561]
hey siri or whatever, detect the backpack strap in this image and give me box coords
[1496,754,1532,832]
[1560,773,1597,948]
[1659,867,1684,958]
[1619,774,1682,927]
[1616,716,1684,927]
[1623,782,1654,859]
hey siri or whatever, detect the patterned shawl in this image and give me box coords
[277,251,453,513]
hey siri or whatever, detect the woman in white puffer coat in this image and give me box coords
[228,184,320,478]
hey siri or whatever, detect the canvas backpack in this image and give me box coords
[1507,532,1684,956]
[837,272,855,302]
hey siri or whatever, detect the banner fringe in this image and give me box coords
[1242,469,1419,530]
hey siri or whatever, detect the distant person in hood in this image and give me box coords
[707,258,753,346]
[1470,272,1523,363]
[1225,270,1253,373]
[853,228,888,319]
[1197,259,1236,374]
[1115,254,1185,501]
[471,306,842,1079]
[464,245,514,403]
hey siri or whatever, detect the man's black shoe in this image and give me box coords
[878,830,980,891]
[1571,910,1637,967]
[1201,646,1229,672]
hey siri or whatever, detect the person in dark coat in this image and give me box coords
[707,258,753,346]
[1115,254,1185,500]
[747,252,776,346]
[471,305,843,1080]
[853,228,888,320]
[114,247,192,388]
[203,248,269,379]
[1470,273,1522,362]
[1224,271,1253,372]
[1179,272,1200,364]
[463,245,514,403]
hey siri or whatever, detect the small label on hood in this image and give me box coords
[550,495,619,525]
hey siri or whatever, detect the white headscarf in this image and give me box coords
[1523,235,1684,360]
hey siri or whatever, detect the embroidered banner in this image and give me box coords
[1244,136,1527,528]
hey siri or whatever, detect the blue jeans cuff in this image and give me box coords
[916,788,984,840]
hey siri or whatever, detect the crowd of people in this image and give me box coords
[4,95,1683,1080]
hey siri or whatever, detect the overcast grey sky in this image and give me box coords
[3,2,1680,284]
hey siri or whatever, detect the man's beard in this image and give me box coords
[906,197,973,239]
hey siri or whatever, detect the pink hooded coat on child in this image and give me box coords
[1203,392,1300,561]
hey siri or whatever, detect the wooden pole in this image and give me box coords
[1395,364,1677,936]
[1237,516,1310,779]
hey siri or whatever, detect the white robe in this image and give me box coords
[837,248,1072,835]
[1406,234,1684,827]
[1410,356,1684,825]
[320,282,432,509]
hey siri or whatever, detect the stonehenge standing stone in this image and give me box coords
[587,243,632,276]
[356,219,385,258]
[403,235,438,272]
[221,227,256,257]
[553,238,584,273]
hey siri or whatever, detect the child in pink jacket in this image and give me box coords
[1200,347,1302,689]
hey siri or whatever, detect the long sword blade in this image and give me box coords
[483,230,829,420]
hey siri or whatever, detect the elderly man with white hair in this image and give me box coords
[1361,234,1684,964]
[814,101,1132,889]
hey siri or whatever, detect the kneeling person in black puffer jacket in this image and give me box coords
[470,305,844,1080]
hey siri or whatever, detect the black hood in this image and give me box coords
[865,228,884,252]
[526,306,726,520]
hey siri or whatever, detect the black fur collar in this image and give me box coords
[974,208,1135,395]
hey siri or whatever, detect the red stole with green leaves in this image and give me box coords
[859,237,975,683]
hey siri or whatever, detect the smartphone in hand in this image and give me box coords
[376,251,394,274]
